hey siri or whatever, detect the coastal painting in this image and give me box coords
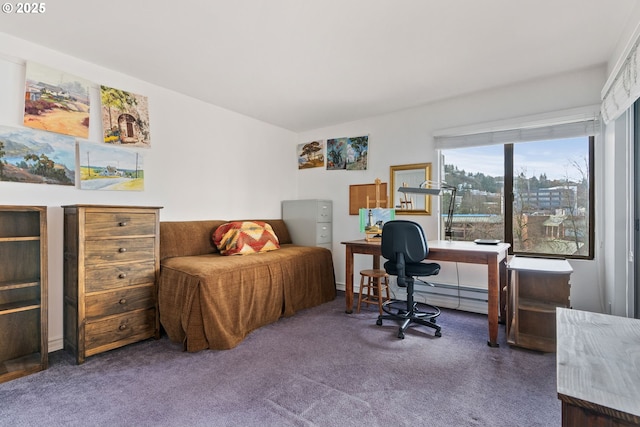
[297,140,324,169]
[78,141,145,191]
[23,62,91,139]
[0,125,75,185]
[100,85,151,148]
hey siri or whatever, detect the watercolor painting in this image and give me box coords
[346,135,368,170]
[78,141,145,191]
[101,85,151,148]
[327,135,368,170]
[326,137,346,170]
[0,125,75,185]
[23,62,91,139]
[297,140,325,169]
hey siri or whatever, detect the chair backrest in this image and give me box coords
[381,220,428,264]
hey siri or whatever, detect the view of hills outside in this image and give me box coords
[441,137,590,257]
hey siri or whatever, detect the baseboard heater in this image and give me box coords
[409,280,489,315]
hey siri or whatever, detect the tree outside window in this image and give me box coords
[441,136,593,259]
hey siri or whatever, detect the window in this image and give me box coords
[440,136,594,259]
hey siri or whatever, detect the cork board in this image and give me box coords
[349,183,388,215]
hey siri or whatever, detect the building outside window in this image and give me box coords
[440,136,593,259]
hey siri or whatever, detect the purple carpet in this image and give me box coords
[0,293,559,426]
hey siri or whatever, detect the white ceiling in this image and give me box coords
[1,0,637,132]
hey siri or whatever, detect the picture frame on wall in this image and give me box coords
[390,163,433,215]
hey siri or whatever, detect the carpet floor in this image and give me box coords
[0,294,559,426]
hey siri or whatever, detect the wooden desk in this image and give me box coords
[557,308,640,426]
[342,239,510,347]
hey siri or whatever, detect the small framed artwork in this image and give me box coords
[297,140,325,169]
[327,135,368,170]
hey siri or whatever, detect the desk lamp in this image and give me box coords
[398,180,457,241]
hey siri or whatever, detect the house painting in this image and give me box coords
[23,62,91,139]
[100,85,151,148]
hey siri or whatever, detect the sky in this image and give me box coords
[78,141,143,170]
[441,137,589,182]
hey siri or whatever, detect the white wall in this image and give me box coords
[297,66,607,313]
[0,33,299,351]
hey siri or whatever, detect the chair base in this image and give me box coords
[377,299,442,339]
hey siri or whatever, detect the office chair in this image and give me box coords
[376,220,442,339]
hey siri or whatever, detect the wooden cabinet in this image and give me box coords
[0,205,47,383]
[282,199,332,250]
[506,256,572,352]
[63,205,161,364]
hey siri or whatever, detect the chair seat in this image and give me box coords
[383,260,440,277]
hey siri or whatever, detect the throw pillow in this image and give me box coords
[213,221,280,256]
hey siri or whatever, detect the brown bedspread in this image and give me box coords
[158,220,336,351]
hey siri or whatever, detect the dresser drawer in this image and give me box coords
[316,223,332,244]
[85,212,156,238]
[85,308,156,353]
[85,285,155,319]
[85,261,155,293]
[85,237,155,265]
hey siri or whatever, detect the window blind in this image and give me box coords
[602,34,640,124]
[434,107,601,150]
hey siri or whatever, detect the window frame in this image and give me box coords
[442,135,595,260]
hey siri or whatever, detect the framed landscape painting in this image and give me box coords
[23,62,91,139]
[0,125,75,185]
[78,141,145,191]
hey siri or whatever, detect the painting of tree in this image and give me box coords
[346,135,368,170]
[297,140,324,169]
[100,85,151,148]
[327,135,369,170]
[327,137,346,170]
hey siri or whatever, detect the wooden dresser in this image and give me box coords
[557,308,640,426]
[63,205,161,364]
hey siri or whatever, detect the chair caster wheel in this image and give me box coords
[376,318,382,326]
[397,330,405,339]
[435,330,442,337]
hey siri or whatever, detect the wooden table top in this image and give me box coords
[556,308,640,419]
[507,256,573,274]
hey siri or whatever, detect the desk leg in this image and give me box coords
[499,258,507,324]
[345,245,354,313]
[487,255,500,347]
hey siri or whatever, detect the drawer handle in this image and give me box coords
[119,298,127,305]
[119,248,127,253]
[118,273,127,279]
[118,323,127,331]
[119,221,128,227]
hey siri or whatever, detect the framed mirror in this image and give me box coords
[390,163,433,215]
